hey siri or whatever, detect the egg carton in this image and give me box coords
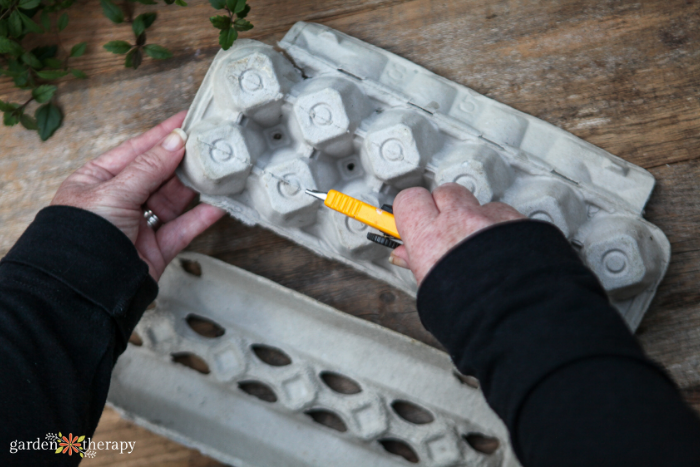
[178,22,670,330]
[109,252,521,467]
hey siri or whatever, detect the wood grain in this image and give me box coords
[83,409,223,467]
[315,0,700,169]
[2,0,700,465]
[638,159,700,389]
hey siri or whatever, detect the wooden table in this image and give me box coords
[2,0,699,464]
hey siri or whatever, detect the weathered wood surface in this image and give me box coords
[2,0,700,465]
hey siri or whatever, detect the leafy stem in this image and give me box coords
[0,1,19,21]
[209,0,253,50]
[16,95,33,111]
[2,0,254,140]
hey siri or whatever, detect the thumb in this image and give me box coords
[389,245,410,269]
[111,129,188,206]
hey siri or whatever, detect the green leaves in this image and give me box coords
[102,3,182,70]
[70,42,87,58]
[21,51,42,69]
[104,40,132,54]
[0,4,90,142]
[0,101,17,113]
[232,0,247,14]
[141,12,158,29]
[1,101,37,132]
[43,58,63,68]
[208,0,252,50]
[225,0,247,13]
[0,101,20,127]
[2,0,247,141]
[237,4,250,18]
[20,113,37,130]
[4,110,20,127]
[36,102,63,141]
[107,38,170,69]
[57,13,69,31]
[213,0,249,16]
[19,0,42,9]
[100,0,124,24]
[2,59,31,88]
[40,10,50,30]
[32,85,57,103]
[143,44,172,59]
[0,37,24,57]
[132,12,156,36]
[219,27,237,50]
[209,0,253,50]
[32,45,58,61]
[9,10,22,37]
[35,69,69,79]
[3,5,44,38]
[209,15,230,30]
[19,11,43,34]
[125,47,142,69]
[233,18,253,31]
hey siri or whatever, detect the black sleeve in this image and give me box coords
[0,206,157,466]
[417,220,700,467]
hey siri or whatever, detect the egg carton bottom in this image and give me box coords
[108,252,521,467]
[178,23,671,331]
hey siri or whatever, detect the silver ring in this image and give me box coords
[143,209,161,229]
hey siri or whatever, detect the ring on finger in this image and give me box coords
[143,209,161,230]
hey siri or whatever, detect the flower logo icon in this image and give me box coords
[55,433,85,456]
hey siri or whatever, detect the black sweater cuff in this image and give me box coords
[2,206,158,353]
[416,220,665,437]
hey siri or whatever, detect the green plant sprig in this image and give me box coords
[101,0,177,69]
[103,11,172,69]
[0,0,87,140]
[209,0,252,50]
[1,0,254,140]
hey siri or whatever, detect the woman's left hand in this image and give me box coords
[51,111,225,281]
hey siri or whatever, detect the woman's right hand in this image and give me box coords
[390,183,525,285]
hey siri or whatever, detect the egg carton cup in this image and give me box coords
[109,252,521,467]
[178,22,670,330]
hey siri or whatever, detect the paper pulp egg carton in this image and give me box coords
[179,22,670,330]
[110,253,521,467]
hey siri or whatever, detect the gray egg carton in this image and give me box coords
[178,22,670,330]
[109,253,521,467]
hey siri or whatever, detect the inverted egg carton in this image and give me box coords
[178,22,670,330]
[109,252,521,467]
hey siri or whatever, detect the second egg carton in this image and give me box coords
[179,22,670,330]
[109,253,519,467]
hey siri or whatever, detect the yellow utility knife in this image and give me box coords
[305,189,401,241]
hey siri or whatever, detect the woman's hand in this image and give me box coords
[391,183,525,285]
[51,111,225,281]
